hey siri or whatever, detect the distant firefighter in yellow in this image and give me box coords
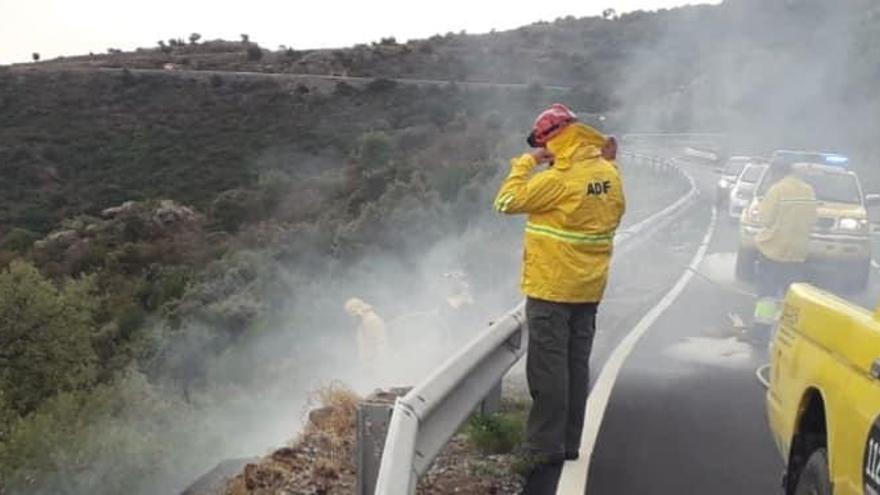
[344,297,389,366]
[443,270,474,310]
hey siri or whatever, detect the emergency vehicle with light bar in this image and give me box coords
[736,151,879,291]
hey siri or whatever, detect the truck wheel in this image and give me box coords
[735,248,757,282]
[793,448,831,495]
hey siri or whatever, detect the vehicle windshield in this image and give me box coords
[799,170,862,204]
[724,160,747,176]
[739,165,766,184]
[757,166,862,204]
[771,151,827,166]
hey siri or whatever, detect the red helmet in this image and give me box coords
[527,103,578,148]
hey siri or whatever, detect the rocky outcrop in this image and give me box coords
[32,199,207,275]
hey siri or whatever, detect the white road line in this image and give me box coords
[872,259,880,272]
[556,207,717,495]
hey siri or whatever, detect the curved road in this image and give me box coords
[9,64,572,92]
[524,156,880,494]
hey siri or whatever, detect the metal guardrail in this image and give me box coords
[614,152,699,257]
[372,152,699,494]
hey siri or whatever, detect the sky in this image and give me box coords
[0,0,720,64]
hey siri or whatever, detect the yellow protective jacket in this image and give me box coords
[756,174,818,263]
[494,124,626,303]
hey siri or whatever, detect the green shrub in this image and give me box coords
[69,240,109,274]
[157,268,191,307]
[210,189,260,233]
[0,250,16,269]
[172,250,269,337]
[465,412,524,455]
[115,304,147,339]
[246,45,263,61]
[0,228,40,253]
[255,170,292,212]
[134,267,192,312]
[425,101,453,128]
[0,261,98,416]
[358,131,393,169]
[122,214,150,242]
[0,370,210,495]
[114,242,161,273]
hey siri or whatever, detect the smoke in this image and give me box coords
[613,0,880,174]
[9,141,521,494]
[17,128,675,495]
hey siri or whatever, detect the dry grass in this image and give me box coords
[220,384,525,494]
[303,382,360,446]
[223,383,361,495]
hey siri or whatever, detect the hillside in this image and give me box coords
[2,0,880,493]
[9,0,880,225]
[0,69,537,236]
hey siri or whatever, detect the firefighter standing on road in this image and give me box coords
[494,104,625,466]
[753,161,818,333]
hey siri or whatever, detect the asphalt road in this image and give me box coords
[523,157,880,494]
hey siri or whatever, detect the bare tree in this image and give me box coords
[189,33,201,45]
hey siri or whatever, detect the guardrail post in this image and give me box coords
[356,389,407,495]
[479,380,503,416]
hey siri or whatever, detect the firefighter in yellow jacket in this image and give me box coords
[753,161,818,331]
[494,104,625,465]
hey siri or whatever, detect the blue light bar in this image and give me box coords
[772,150,850,168]
[823,154,849,165]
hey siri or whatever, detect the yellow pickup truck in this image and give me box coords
[767,283,880,494]
[737,151,879,292]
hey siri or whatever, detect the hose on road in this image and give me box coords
[635,234,760,299]
[755,363,771,389]
[617,208,773,392]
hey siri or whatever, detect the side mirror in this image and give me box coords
[866,193,880,206]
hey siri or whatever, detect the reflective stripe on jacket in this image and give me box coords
[756,175,818,263]
[494,123,626,303]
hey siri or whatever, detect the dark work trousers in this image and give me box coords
[756,253,807,299]
[525,297,598,459]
